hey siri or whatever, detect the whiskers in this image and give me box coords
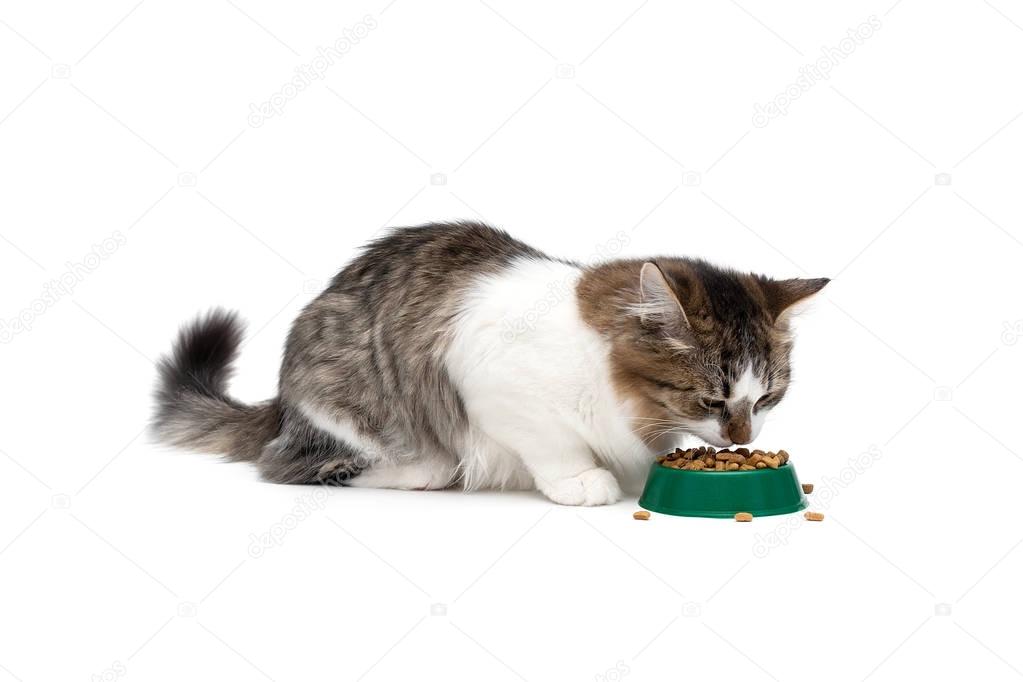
[632,416,695,448]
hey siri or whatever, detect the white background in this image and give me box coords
[2,1,1022,680]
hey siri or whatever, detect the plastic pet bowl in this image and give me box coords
[638,461,808,518]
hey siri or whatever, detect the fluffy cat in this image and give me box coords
[152,222,827,505]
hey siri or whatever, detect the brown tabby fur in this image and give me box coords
[577,258,827,445]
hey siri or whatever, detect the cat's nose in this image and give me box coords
[727,421,751,444]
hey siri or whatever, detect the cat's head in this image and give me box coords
[579,259,828,449]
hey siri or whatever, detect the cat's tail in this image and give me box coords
[151,309,281,462]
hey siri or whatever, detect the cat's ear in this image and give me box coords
[759,277,829,324]
[636,262,690,333]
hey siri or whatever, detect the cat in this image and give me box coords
[152,222,827,506]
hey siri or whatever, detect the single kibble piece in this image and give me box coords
[735,447,750,457]
[734,512,753,522]
[715,461,725,471]
[755,461,767,469]
[633,510,651,520]
[726,462,740,471]
[802,483,814,494]
[765,456,780,469]
[804,511,824,522]
[740,464,755,471]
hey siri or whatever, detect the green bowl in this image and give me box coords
[638,461,808,518]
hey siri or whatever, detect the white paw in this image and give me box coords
[544,468,623,506]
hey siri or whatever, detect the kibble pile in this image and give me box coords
[656,447,790,471]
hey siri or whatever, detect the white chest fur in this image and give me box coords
[444,258,655,493]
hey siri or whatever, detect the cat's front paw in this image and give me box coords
[543,468,622,506]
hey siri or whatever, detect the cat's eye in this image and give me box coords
[754,394,773,412]
[700,398,725,412]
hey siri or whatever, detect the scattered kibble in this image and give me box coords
[802,483,814,494]
[633,510,651,520]
[734,512,753,522]
[804,511,824,522]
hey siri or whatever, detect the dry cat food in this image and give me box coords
[657,447,790,471]
[802,483,814,494]
[804,511,825,522]
[633,510,651,520]
[734,512,753,522]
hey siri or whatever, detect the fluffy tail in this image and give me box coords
[151,309,281,461]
